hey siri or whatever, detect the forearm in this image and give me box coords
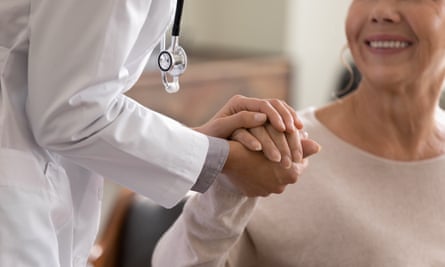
[152,175,257,267]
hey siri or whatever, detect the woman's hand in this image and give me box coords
[222,141,307,197]
[233,124,321,168]
[225,125,320,197]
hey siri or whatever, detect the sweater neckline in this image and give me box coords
[302,107,445,167]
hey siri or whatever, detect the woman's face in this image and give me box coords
[346,0,445,88]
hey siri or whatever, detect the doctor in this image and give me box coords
[0,0,320,266]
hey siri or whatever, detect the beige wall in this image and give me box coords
[182,0,351,109]
[287,0,351,108]
[182,0,287,55]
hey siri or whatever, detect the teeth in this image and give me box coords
[369,40,409,48]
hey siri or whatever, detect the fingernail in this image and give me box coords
[288,121,296,132]
[278,119,286,131]
[254,113,267,122]
[299,130,308,139]
[252,142,262,151]
[294,117,303,128]
[281,156,292,169]
[270,150,281,162]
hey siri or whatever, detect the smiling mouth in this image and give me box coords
[366,40,412,49]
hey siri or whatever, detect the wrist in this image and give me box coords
[222,141,242,175]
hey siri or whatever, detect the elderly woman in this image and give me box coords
[152,0,445,266]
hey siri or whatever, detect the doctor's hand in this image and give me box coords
[222,141,308,197]
[194,94,302,150]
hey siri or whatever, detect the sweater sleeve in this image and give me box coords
[152,175,258,267]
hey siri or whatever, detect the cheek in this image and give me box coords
[345,7,362,47]
[414,23,445,79]
[434,23,445,52]
[417,20,445,61]
[345,17,362,63]
[423,6,445,52]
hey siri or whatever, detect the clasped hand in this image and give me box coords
[195,95,321,197]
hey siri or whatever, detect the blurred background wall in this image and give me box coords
[180,0,351,108]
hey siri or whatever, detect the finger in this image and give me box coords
[231,129,262,151]
[301,139,321,158]
[208,111,268,138]
[250,127,281,163]
[283,102,303,130]
[267,99,296,133]
[279,158,309,185]
[264,124,293,169]
[227,95,287,132]
[227,111,268,129]
[284,129,303,163]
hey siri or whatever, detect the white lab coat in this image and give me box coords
[0,0,209,266]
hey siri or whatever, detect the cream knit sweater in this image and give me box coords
[153,108,445,267]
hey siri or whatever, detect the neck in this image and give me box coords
[318,85,445,161]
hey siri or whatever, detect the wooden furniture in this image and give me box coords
[126,56,291,127]
[89,189,135,267]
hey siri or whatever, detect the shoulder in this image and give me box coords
[296,106,331,143]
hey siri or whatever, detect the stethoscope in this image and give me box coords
[157,0,187,93]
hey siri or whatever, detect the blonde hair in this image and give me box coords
[332,45,360,99]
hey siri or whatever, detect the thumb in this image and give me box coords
[199,112,267,138]
[215,111,267,137]
[301,139,321,158]
[236,111,268,128]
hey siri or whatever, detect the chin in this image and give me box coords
[365,69,407,86]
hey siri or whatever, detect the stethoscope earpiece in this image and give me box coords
[158,0,187,93]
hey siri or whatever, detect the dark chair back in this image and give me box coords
[89,189,187,267]
[119,195,186,267]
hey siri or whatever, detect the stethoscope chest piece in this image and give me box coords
[158,45,187,74]
[158,50,173,72]
[158,0,187,93]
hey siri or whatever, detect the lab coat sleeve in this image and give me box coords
[27,0,207,207]
[192,136,229,193]
[152,175,258,267]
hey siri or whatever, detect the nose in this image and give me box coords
[370,1,401,24]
